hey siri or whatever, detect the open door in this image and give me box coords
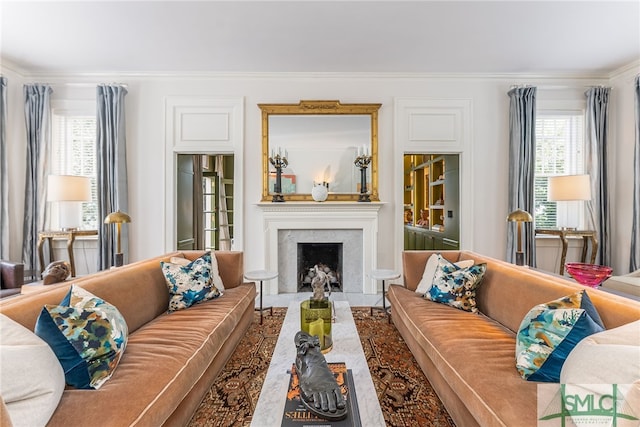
[176,154,234,251]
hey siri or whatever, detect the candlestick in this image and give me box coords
[269,151,289,202]
[354,153,372,202]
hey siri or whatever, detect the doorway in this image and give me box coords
[403,153,460,250]
[176,154,234,251]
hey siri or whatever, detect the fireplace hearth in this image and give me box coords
[297,242,343,292]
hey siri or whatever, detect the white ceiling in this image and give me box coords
[1,1,639,76]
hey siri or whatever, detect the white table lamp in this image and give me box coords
[47,175,91,231]
[548,175,591,229]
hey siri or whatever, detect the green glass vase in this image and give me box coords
[300,299,333,353]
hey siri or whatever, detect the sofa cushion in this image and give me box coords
[34,286,128,389]
[516,290,604,382]
[415,253,474,295]
[0,314,65,427]
[161,252,221,312]
[423,256,487,313]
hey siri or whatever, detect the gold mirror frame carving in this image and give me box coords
[259,100,381,202]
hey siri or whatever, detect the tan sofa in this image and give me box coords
[0,251,256,427]
[388,250,640,427]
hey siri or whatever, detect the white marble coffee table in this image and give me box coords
[251,300,384,426]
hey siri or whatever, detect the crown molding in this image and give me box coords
[0,58,27,77]
[608,59,640,81]
[5,68,617,83]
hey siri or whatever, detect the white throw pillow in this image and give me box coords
[560,320,640,419]
[560,319,640,385]
[0,314,65,427]
[415,254,474,295]
[170,252,225,292]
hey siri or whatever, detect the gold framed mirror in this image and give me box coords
[259,100,381,202]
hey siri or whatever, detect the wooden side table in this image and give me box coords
[244,270,278,325]
[535,229,598,275]
[37,230,98,277]
[369,269,401,323]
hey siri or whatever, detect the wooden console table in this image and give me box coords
[37,230,98,277]
[535,229,598,275]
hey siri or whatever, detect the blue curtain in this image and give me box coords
[0,77,7,259]
[631,76,640,272]
[96,85,128,270]
[22,84,52,273]
[507,87,537,266]
[585,86,611,267]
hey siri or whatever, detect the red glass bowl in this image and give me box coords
[565,263,613,288]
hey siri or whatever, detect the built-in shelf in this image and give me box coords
[403,154,459,250]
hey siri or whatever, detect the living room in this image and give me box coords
[0,1,638,284]
[1,2,639,426]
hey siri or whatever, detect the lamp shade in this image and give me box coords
[507,209,533,222]
[104,211,131,224]
[47,175,91,202]
[548,175,591,201]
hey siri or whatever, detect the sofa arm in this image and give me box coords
[0,261,24,290]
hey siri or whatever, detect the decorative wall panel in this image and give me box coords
[165,97,242,153]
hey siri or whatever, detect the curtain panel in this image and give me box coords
[507,86,537,266]
[0,77,8,259]
[96,85,128,270]
[22,84,52,273]
[585,87,611,267]
[631,76,640,272]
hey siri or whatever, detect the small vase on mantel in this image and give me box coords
[311,182,329,202]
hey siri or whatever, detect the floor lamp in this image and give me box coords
[507,209,533,266]
[104,211,131,267]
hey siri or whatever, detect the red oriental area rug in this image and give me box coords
[188,307,454,427]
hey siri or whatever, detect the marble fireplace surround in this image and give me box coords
[258,202,383,295]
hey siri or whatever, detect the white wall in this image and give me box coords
[2,68,632,276]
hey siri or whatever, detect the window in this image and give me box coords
[534,112,585,229]
[50,110,97,230]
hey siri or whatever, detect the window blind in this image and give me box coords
[51,112,98,229]
[534,113,585,228]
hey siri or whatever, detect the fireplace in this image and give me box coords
[297,242,343,292]
[258,202,382,294]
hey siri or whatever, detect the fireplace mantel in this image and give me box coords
[257,202,384,294]
[256,201,384,213]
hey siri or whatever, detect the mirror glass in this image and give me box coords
[260,100,381,202]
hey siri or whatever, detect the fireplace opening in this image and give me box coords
[297,242,343,292]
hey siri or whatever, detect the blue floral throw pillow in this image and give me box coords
[516,290,605,382]
[423,255,487,313]
[161,252,221,312]
[34,286,128,389]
